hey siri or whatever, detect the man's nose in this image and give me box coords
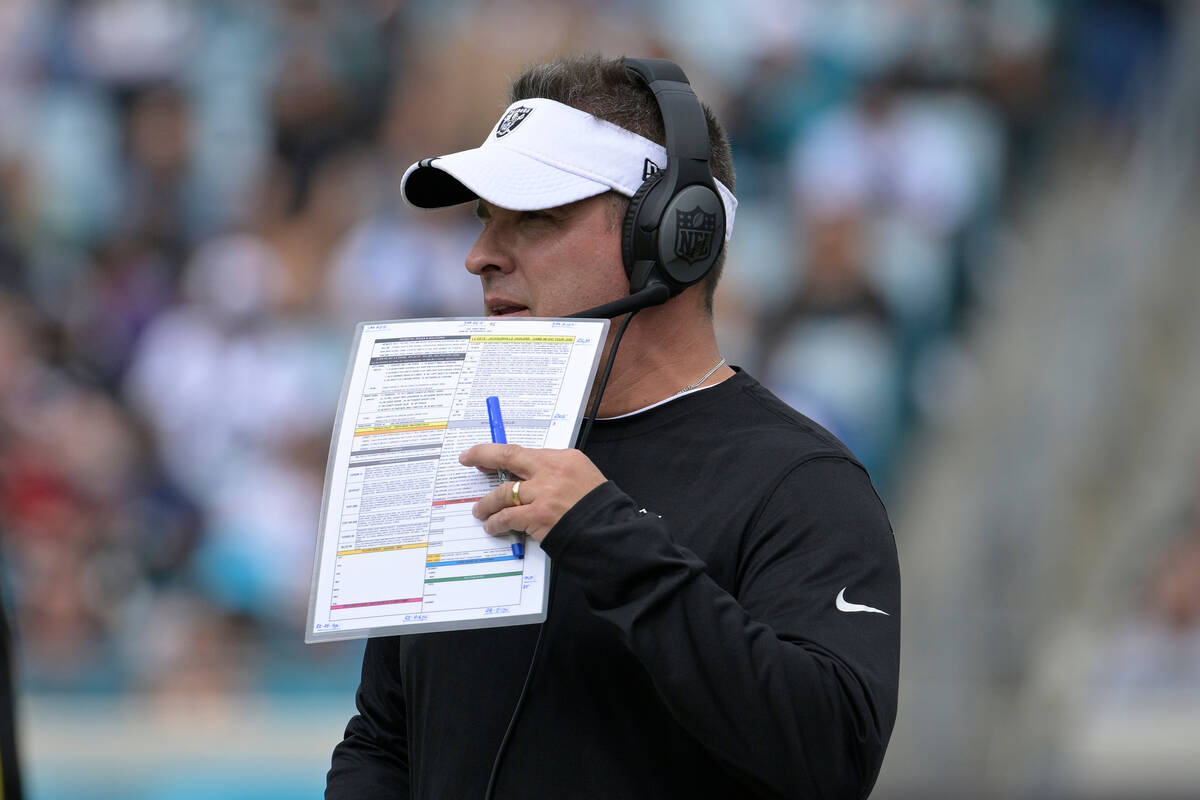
[465,225,513,276]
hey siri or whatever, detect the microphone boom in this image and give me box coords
[568,282,671,319]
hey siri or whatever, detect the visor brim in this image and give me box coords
[401,147,614,211]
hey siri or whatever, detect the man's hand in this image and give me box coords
[459,444,606,542]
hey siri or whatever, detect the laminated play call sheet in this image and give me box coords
[306,317,609,642]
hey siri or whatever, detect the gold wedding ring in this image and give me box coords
[511,481,523,507]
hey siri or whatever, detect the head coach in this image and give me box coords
[325,53,900,800]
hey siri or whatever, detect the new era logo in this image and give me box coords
[643,158,661,181]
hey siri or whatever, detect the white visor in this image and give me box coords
[401,97,736,243]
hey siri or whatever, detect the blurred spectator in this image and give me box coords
[66,0,198,85]
[114,84,196,260]
[0,291,201,693]
[1068,0,1172,139]
[759,210,901,485]
[321,62,488,325]
[58,236,177,391]
[978,0,1057,208]
[122,229,342,627]
[770,62,1006,479]
[725,43,852,200]
[1096,492,1200,696]
[268,0,390,220]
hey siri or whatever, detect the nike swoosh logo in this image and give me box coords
[836,588,889,615]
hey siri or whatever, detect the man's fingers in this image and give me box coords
[474,482,543,537]
[473,480,522,522]
[459,442,533,477]
[478,505,525,537]
[462,445,607,542]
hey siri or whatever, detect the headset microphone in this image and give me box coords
[568,281,671,319]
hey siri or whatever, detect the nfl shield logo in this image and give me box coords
[495,106,533,137]
[674,207,716,264]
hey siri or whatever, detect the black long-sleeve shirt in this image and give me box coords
[327,370,900,799]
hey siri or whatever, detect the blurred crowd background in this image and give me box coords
[0,0,1197,798]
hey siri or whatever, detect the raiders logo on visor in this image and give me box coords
[495,106,533,137]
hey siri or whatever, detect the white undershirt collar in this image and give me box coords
[596,380,725,421]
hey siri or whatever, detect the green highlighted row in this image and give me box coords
[425,571,523,584]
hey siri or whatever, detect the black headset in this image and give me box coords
[571,57,726,319]
[622,57,725,295]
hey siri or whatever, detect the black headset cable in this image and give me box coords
[482,307,640,799]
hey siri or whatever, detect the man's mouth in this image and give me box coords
[487,301,530,317]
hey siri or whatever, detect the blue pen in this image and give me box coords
[485,396,523,559]
[485,396,514,481]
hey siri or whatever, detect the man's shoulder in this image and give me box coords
[705,370,860,465]
[590,369,865,477]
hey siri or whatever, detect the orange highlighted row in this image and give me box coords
[354,421,448,437]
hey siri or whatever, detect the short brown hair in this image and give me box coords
[509,54,735,312]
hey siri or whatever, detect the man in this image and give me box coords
[327,54,900,799]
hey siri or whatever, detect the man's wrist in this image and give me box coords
[539,480,628,557]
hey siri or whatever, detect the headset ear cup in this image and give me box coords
[658,183,724,288]
[622,173,663,290]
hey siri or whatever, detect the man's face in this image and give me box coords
[466,194,628,318]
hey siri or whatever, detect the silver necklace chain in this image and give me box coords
[677,357,726,395]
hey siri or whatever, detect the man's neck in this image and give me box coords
[591,301,732,418]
